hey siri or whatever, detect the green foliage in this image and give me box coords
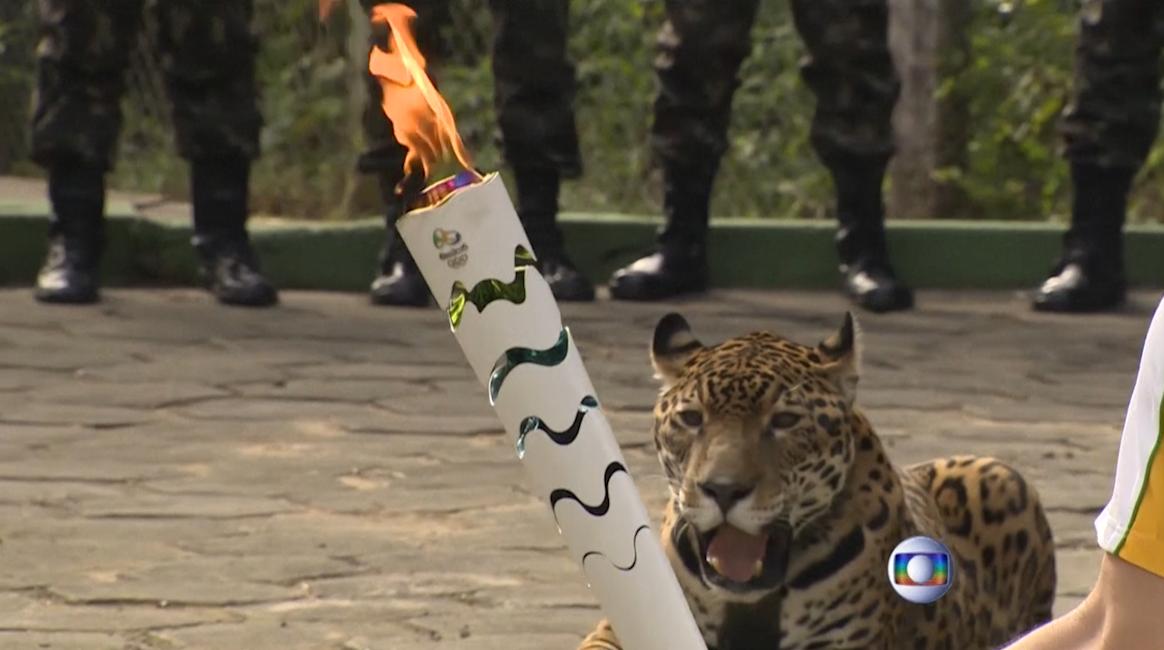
[940,0,1076,222]
[248,0,361,219]
[0,0,36,173]
[563,0,667,215]
[1,0,1162,223]
[719,2,827,219]
[940,0,1162,224]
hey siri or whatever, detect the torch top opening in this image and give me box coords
[406,169,491,214]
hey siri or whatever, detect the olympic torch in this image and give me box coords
[364,5,706,649]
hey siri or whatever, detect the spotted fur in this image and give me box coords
[579,313,1055,650]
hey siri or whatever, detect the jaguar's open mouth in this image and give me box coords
[673,518,793,593]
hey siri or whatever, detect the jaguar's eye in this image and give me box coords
[676,409,704,429]
[769,411,802,431]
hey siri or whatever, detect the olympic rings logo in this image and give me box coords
[432,228,462,250]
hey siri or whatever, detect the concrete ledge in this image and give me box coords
[2,200,1162,290]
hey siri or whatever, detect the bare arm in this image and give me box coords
[1004,552,1164,650]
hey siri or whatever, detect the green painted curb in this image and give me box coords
[559,214,1164,289]
[0,201,141,286]
[2,201,1162,291]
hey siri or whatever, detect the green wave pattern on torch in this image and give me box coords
[488,328,571,405]
[447,245,537,330]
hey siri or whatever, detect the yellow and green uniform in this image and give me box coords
[1096,295,1164,577]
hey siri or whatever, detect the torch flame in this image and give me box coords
[368,4,477,187]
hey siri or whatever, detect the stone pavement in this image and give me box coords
[0,287,1160,650]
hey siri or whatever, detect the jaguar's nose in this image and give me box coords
[698,481,755,514]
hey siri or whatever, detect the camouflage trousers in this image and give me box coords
[30,0,262,172]
[358,0,581,187]
[1060,0,1164,170]
[652,0,900,178]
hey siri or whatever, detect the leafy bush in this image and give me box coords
[941,0,1077,222]
[0,0,36,174]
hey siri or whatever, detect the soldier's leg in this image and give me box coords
[30,0,144,304]
[487,0,592,302]
[609,0,761,302]
[360,0,446,307]
[1034,0,1164,312]
[789,0,911,313]
[152,0,275,307]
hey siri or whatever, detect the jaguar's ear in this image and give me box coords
[816,311,862,401]
[651,313,703,386]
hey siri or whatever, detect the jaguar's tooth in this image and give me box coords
[752,559,764,578]
[707,556,723,574]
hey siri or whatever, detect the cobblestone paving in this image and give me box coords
[1,287,1160,649]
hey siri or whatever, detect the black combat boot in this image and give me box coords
[1033,163,1130,313]
[191,157,278,307]
[515,166,594,302]
[832,157,913,313]
[608,163,712,301]
[35,163,105,304]
[370,187,430,307]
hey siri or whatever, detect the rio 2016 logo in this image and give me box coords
[432,227,468,269]
[887,536,954,603]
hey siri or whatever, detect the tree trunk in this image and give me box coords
[887,0,971,219]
